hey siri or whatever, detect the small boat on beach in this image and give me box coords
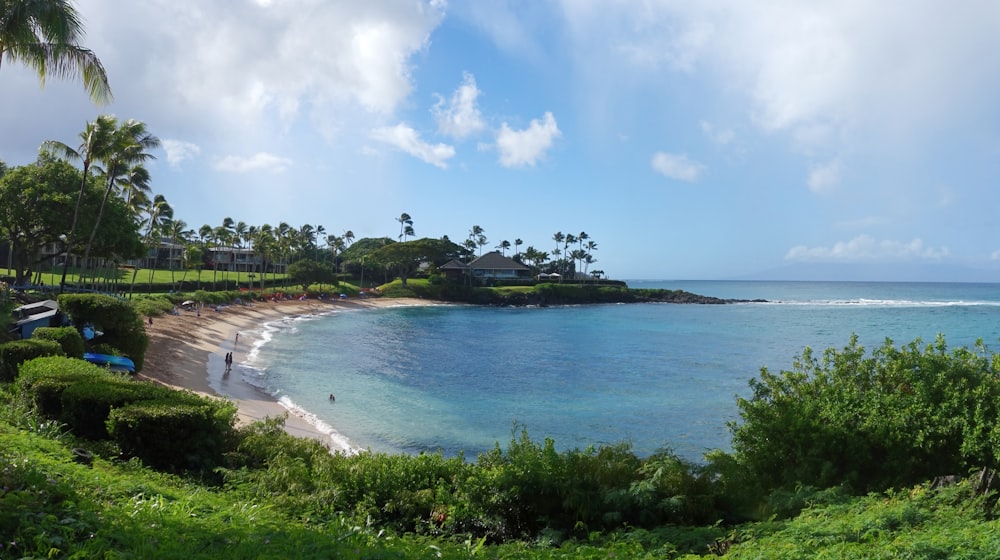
[83,352,136,373]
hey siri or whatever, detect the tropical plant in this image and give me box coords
[0,0,112,103]
[730,334,1000,495]
[396,212,413,242]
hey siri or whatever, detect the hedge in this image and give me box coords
[15,356,107,417]
[0,339,65,382]
[108,398,238,473]
[32,326,85,359]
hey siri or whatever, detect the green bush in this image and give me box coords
[58,293,149,372]
[129,295,174,318]
[0,339,64,381]
[730,334,1000,495]
[14,356,108,418]
[108,397,237,473]
[60,378,155,440]
[32,326,85,358]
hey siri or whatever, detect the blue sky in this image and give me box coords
[4,0,1000,281]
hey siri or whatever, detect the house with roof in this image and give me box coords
[439,251,531,282]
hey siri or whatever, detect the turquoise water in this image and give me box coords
[234,281,1000,461]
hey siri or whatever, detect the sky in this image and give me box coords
[4,0,1000,281]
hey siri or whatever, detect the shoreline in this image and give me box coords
[138,295,444,452]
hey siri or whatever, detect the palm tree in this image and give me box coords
[343,230,355,246]
[117,164,152,221]
[166,218,191,289]
[562,233,576,279]
[397,212,413,242]
[497,240,511,256]
[142,195,172,291]
[583,240,597,274]
[82,118,159,287]
[43,114,116,292]
[576,232,589,277]
[197,224,212,288]
[514,238,523,261]
[0,0,113,104]
[552,232,564,262]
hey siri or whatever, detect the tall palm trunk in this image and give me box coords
[79,162,119,289]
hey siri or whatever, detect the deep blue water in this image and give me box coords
[234,281,1000,461]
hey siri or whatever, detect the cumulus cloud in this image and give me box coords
[807,159,841,193]
[372,123,455,168]
[496,112,561,168]
[651,152,704,182]
[162,139,201,167]
[785,235,950,262]
[214,153,292,174]
[433,72,487,139]
[77,1,446,135]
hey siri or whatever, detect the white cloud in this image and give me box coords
[78,1,446,137]
[162,139,201,167]
[214,153,292,174]
[496,112,561,168]
[785,234,950,262]
[371,123,455,168]
[651,152,704,182]
[807,159,841,193]
[563,2,1000,155]
[433,72,487,139]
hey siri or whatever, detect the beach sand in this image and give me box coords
[138,295,436,452]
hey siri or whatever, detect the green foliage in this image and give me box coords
[58,293,149,371]
[730,334,1000,495]
[108,397,237,474]
[129,294,175,317]
[286,258,335,291]
[58,376,154,439]
[721,477,1000,559]
[14,356,106,419]
[0,338,64,381]
[32,326,85,358]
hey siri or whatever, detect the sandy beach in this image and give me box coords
[138,295,437,452]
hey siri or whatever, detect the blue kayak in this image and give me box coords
[83,353,135,373]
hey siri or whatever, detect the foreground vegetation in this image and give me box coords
[5,291,1000,556]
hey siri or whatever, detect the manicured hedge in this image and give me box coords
[17,355,237,474]
[16,362,105,419]
[108,398,237,473]
[32,326,85,359]
[0,339,64,382]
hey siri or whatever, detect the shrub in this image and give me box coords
[129,296,174,318]
[58,294,148,372]
[32,326,85,358]
[0,339,64,381]
[59,378,154,440]
[730,334,1000,495]
[15,357,107,419]
[108,397,237,473]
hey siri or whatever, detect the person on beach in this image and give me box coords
[329,393,335,402]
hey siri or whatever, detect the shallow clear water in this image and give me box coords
[233,281,1000,461]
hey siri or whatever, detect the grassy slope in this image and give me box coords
[5,414,1000,559]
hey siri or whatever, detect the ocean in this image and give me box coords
[231,281,1000,461]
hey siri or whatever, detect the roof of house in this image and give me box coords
[438,259,468,270]
[469,251,530,271]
